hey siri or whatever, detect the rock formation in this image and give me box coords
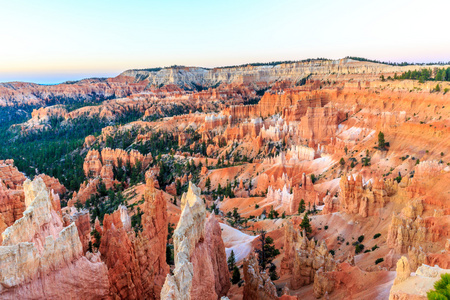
[100,177,169,299]
[339,174,397,218]
[243,255,278,300]
[83,148,152,179]
[387,200,427,253]
[0,177,110,299]
[161,182,230,300]
[389,261,450,300]
[280,222,336,289]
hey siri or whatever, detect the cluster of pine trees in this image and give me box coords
[397,67,450,83]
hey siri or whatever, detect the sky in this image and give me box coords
[1,0,449,84]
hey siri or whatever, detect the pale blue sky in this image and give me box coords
[1,0,449,83]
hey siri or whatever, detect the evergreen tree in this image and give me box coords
[300,212,312,235]
[435,84,441,92]
[427,273,450,300]
[255,231,280,270]
[231,266,241,284]
[87,241,93,253]
[269,263,279,281]
[176,179,182,196]
[166,244,174,265]
[298,199,306,214]
[378,131,385,149]
[232,208,240,224]
[205,177,211,192]
[227,250,236,271]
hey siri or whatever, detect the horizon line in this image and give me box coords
[2,56,450,86]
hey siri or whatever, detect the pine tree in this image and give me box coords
[231,266,241,284]
[300,212,312,235]
[435,84,441,92]
[378,131,385,149]
[227,250,236,271]
[176,179,182,196]
[255,231,280,270]
[205,177,211,192]
[427,273,450,300]
[298,199,306,214]
[269,263,279,281]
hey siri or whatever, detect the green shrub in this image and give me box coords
[355,244,365,254]
[358,235,365,243]
[373,233,381,239]
[375,258,384,265]
[427,273,450,299]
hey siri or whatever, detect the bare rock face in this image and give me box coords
[387,200,427,253]
[407,247,426,272]
[83,148,152,181]
[100,177,169,299]
[339,174,397,218]
[292,172,321,213]
[0,181,25,240]
[191,214,231,299]
[83,149,103,178]
[0,177,110,299]
[242,255,277,300]
[393,256,411,285]
[298,106,340,142]
[36,174,66,195]
[280,222,336,289]
[69,210,93,255]
[136,178,170,298]
[0,160,26,240]
[161,182,230,300]
[313,267,335,299]
[0,160,26,189]
[389,262,450,300]
[100,208,143,299]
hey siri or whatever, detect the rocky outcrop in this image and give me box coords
[36,174,66,195]
[393,256,411,285]
[0,177,110,299]
[339,174,397,218]
[292,173,321,213]
[298,106,340,142]
[0,160,26,240]
[387,200,427,253]
[100,177,169,299]
[135,178,170,298]
[407,246,426,272]
[389,261,450,300]
[63,209,92,254]
[280,222,336,289]
[161,182,230,300]
[0,160,26,189]
[0,181,25,239]
[83,148,152,180]
[243,255,277,300]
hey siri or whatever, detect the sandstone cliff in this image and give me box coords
[99,177,169,299]
[161,182,230,300]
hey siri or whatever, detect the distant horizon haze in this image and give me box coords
[2,55,450,85]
